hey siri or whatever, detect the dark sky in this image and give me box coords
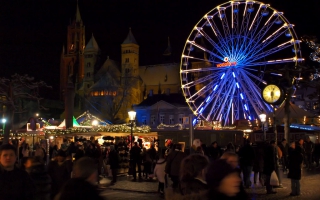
[0,0,319,99]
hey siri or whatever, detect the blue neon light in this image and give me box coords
[192,119,197,126]
[236,83,239,88]
[220,73,225,79]
[244,104,248,110]
[199,107,204,113]
[232,72,235,78]
[249,116,252,120]
[213,85,218,91]
[206,96,211,102]
[240,93,244,99]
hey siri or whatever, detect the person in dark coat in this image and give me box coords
[208,141,221,161]
[47,150,73,199]
[263,141,277,194]
[206,159,244,200]
[304,136,314,170]
[253,142,264,186]
[57,157,104,200]
[238,139,255,188]
[288,145,303,196]
[108,145,119,185]
[165,143,187,188]
[0,144,36,200]
[25,157,52,200]
[130,142,142,181]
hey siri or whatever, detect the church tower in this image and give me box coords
[120,28,141,117]
[60,1,85,99]
[83,34,100,95]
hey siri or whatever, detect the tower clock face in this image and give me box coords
[262,84,282,104]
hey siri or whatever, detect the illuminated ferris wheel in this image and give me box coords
[180,0,303,126]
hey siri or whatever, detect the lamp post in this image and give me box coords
[259,113,267,141]
[2,118,6,135]
[128,111,136,149]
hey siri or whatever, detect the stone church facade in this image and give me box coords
[60,2,181,123]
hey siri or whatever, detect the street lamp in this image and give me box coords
[128,111,136,149]
[2,118,6,135]
[259,113,267,141]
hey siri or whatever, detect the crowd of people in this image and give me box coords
[0,135,319,200]
[0,137,107,200]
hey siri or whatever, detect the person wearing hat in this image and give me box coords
[47,150,73,199]
[206,159,243,199]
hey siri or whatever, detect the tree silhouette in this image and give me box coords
[0,74,50,144]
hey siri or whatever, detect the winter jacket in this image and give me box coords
[304,141,314,154]
[165,150,187,176]
[154,158,166,183]
[27,163,52,200]
[239,144,255,167]
[263,144,277,175]
[288,148,303,180]
[179,178,208,196]
[0,166,36,200]
[108,150,119,169]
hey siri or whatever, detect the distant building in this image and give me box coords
[60,2,181,122]
[134,92,192,129]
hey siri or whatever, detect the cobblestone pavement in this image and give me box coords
[100,190,162,200]
[100,168,320,199]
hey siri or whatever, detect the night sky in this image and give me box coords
[0,0,320,99]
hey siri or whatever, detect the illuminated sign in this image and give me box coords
[217,57,237,68]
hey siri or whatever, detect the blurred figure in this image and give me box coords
[298,139,306,167]
[108,145,119,185]
[278,139,289,173]
[51,145,59,160]
[271,140,283,188]
[179,154,209,195]
[288,146,303,196]
[25,157,51,200]
[304,136,314,170]
[263,141,277,194]
[221,152,249,200]
[47,150,73,199]
[0,144,35,200]
[226,142,235,153]
[206,159,243,199]
[130,142,142,181]
[35,143,45,162]
[141,147,152,179]
[314,139,320,168]
[208,141,221,161]
[252,142,264,186]
[238,139,255,188]
[57,157,104,200]
[154,153,166,197]
[21,143,30,169]
[165,143,187,188]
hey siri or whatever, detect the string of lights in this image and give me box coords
[157,123,183,130]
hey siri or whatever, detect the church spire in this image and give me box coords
[75,0,82,23]
[122,27,138,44]
[163,37,172,56]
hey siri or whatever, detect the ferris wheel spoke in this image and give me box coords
[188,40,225,61]
[238,70,270,114]
[245,40,295,64]
[182,73,218,89]
[238,13,278,58]
[206,16,232,54]
[198,29,229,56]
[247,24,289,58]
[243,57,301,67]
[218,7,233,48]
[181,65,222,73]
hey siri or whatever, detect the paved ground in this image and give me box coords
[99,168,320,200]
